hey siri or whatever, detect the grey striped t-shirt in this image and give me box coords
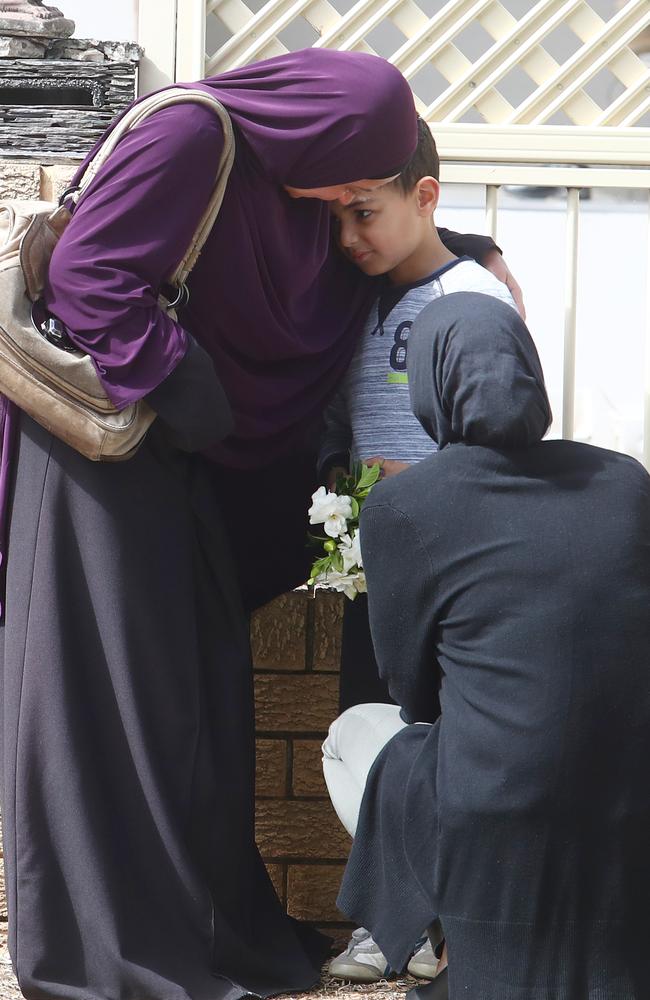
[320,257,517,470]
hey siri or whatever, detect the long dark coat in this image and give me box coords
[338,293,650,999]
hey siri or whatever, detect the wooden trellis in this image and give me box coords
[173,0,650,132]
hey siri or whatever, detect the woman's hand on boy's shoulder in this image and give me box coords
[482,249,526,320]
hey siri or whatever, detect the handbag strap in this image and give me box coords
[71,87,236,292]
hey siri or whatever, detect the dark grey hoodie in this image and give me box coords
[337,292,650,1000]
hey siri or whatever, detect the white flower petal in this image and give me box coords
[339,526,362,572]
[324,513,347,538]
[322,568,362,601]
[332,495,354,519]
[308,486,347,525]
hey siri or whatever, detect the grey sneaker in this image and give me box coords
[407,937,439,979]
[328,927,390,982]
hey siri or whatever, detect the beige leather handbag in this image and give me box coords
[0,88,235,461]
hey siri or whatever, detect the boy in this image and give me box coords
[321,118,518,984]
[321,116,516,492]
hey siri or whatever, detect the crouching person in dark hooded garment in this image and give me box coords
[323,291,650,1000]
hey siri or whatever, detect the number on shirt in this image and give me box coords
[389,321,412,372]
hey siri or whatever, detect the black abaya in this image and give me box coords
[0,413,326,1000]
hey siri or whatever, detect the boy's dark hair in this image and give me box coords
[391,116,440,193]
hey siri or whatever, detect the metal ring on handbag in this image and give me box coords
[165,282,190,310]
[58,185,80,207]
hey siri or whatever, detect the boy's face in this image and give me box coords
[330,179,437,278]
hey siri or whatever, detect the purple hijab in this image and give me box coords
[44,49,417,467]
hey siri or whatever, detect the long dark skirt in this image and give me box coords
[0,414,326,1000]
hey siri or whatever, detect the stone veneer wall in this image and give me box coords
[0,156,351,931]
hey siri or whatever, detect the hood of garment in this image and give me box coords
[192,47,418,186]
[408,291,552,450]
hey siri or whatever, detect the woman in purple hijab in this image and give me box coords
[1,48,509,1000]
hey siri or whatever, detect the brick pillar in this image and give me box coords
[251,590,353,938]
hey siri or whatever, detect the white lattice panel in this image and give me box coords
[188,0,650,130]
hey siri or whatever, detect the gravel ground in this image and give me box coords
[290,972,416,1000]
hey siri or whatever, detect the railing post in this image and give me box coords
[563,187,580,440]
[137,0,178,95]
[485,184,499,242]
[176,0,207,82]
[645,190,650,469]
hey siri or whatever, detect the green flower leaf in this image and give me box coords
[309,554,333,580]
[356,462,382,490]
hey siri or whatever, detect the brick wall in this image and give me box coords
[251,590,351,935]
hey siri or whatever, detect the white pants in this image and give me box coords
[322,703,408,837]
[323,703,443,952]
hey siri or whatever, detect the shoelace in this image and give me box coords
[347,928,379,954]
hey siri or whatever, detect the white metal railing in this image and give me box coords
[460,171,650,462]
[137,0,650,466]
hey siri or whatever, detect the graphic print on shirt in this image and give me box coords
[319,256,518,468]
[371,277,444,385]
[389,321,411,376]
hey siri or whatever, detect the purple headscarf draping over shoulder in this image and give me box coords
[44,49,418,468]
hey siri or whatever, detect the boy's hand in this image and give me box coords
[482,249,526,320]
[364,456,411,478]
[327,465,348,491]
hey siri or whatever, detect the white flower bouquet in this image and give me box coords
[307,462,382,600]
